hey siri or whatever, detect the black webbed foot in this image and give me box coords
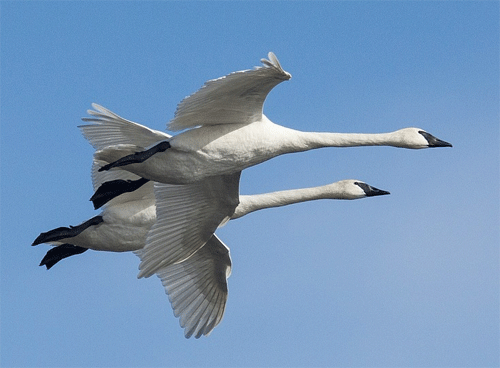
[98,141,170,172]
[39,244,88,270]
[90,178,149,210]
[32,215,104,246]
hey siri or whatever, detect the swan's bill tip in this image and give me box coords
[419,131,452,148]
[355,182,390,197]
[366,188,391,197]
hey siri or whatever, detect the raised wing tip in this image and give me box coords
[89,103,106,114]
[260,52,291,79]
[84,103,107,118]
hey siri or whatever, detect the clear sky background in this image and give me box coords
[1,2,498,367]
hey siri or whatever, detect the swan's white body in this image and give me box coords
[38,178,379,253]
[99,119,436,184]
[95,52,450,185]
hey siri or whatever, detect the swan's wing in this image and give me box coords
[151,234,231,338]
[167,52,291,131]
[79,103,170,150]
[137,172,241,278]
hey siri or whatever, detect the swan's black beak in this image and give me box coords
[355,182,391,197]
[419,131,453,148]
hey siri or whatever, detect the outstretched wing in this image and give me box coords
[150,234,232,339]
[80,103,170,150]
[167,52,291,131]
[137,172,241,278]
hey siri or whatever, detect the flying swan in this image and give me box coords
[33,167,388,338]
[93,52,451,189]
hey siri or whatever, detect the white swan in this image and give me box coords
[33,176,387,255]
[93,52,451,188]
[33,168,388,338]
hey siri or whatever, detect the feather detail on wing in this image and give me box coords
[137,172,241,278]
[147,235,231,338]
[79,103,170,150]
[167,52,291,131]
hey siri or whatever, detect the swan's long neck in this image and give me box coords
[295,131,402,149]
[232,182,349,219]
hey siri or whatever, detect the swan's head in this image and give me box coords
[329,180,390,200]
[396,128,452,149]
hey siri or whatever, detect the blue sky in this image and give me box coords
[1,1,498,367]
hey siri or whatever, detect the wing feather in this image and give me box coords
[167,52,291,131]
[80,103,170,150]
[137,172,241,278]
[152,235,231,338]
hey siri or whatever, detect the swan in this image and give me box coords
[33,168,389,338]
[93,52,451,188]
[33,177,388,256]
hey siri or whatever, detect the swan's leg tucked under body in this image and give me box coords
[40,244,88,269]
[99,141,171,172]
[90,177,149,210]
[32,215,104,246]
